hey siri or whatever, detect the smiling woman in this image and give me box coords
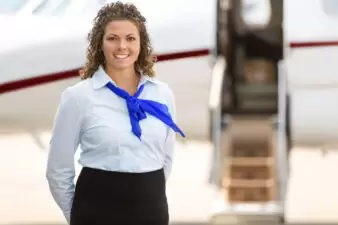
[46,2,185,225]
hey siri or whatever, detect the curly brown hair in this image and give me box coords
[81,1,156,79]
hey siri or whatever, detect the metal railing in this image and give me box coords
[276,60,289,208]
[208,56,226,186]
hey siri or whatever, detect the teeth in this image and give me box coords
[114,54,129,59]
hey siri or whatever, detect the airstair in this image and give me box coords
[208,1,288,224]
[208,57,288,225]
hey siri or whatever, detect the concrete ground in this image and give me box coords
[2,131,338,225]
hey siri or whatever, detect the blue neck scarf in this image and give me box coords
[106,82,185,139]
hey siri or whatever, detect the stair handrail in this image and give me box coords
[208,56,227,186]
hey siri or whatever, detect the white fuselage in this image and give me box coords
[0,0,216,139]
[285,0,338,146]
[2,0,338,144]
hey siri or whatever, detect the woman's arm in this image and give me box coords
[163,86,177,180]
[46,87,83,224]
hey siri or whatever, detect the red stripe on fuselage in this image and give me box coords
[289,41,338,48]
[0,49,210,94]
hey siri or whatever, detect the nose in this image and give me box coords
[118,39,127,50]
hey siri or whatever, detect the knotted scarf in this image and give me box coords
[106,82,185,139]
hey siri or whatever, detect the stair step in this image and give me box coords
[236,83,277,93]
[228,157,274,166]
[227,185,277,202]
[237,100,277,111]
[235,83,278,110]
[228,166,274,180]
[224,157,276,181]
[223,179,275,188]
[230,148,272,157]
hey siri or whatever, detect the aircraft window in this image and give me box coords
[32,0,71,16]
[322,0,338,16]
[0,0,28,14]
[241,0,271,28]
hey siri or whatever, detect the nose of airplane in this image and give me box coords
[0,14,88,84]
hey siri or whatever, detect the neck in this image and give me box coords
[104,64,140,88]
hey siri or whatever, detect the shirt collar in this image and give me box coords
[92,65,159,90]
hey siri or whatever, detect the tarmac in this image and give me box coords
[2,131,338,225]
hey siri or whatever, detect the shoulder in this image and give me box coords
[147,77,176,114]
[149,78,175,103]
[59,78,92,107]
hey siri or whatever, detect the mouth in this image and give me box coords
[114,54,129,59]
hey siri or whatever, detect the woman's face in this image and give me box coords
[102,19,141,71]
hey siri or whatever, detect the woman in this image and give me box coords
[46,2,185,225]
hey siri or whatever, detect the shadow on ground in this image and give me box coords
[6,223,338,225]
[5,223,207,225]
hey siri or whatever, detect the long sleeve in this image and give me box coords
[163,88,177,180]
[46,88,82,224]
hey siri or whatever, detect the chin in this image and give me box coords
[108,61,132,70]
[114,65,134,70]
[109,58,135,70]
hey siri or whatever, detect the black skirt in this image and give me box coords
[70,167,169,225]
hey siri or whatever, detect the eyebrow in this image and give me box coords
[106,33,136,37]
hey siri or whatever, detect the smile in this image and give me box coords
[114,54,129,59]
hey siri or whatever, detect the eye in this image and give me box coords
[127,37,136,41]
[107,36,117,41]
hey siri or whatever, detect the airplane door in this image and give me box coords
[216,0,283,115]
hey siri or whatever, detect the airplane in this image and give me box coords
[0,0,216,144]
[1,0,337,145]
[0,0,281,139]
